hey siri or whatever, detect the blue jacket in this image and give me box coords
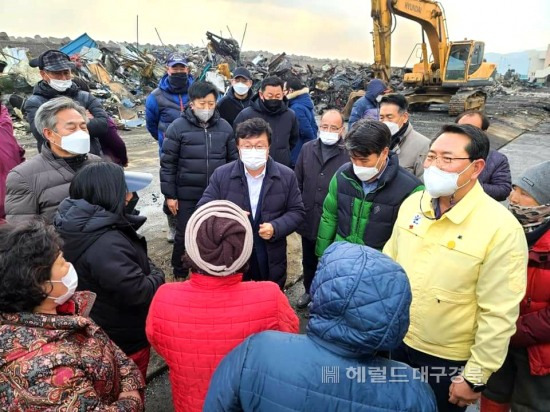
[348,79,387,130]
[288,88,318,166]
[145,74,194,150]
[204,242,437,412]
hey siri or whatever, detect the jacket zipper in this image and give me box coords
[205,128,210,185]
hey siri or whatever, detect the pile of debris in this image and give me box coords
[0,31,423,132]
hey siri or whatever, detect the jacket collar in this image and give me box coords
[421,180,486,224]
[313,139,346,165]
[189,272,243,288]
[287,87,310,100]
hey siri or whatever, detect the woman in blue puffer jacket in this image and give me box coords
[204,242,437,412]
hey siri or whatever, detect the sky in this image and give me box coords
[1,0,549,65]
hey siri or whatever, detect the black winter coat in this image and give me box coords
[217,86,253,126]
[294,139,349,241]
[233,94,299,167]
[197,158,305,286]
[54,198,165,355]
[24,81,109,155]
[160,107,238,201]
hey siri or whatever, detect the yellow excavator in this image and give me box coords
[370,0,497,115]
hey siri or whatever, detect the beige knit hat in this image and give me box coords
[184,200,253,276]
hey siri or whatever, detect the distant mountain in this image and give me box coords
[485,50,541,76]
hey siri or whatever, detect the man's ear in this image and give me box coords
[471,159,486,180]
[42,128,55,142]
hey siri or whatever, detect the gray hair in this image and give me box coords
[34,96,87,136]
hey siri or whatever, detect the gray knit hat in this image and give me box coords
[514,161,550,205]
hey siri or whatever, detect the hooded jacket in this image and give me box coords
[204,242,437,411]
[0,104,25,220]
[160,107,237,202]
[145,73,194,149]
[146,273,299,412]
[348,79,387,130]
[217,85,253,126]
[5,144,101,225]
[233,94,299,167]
[287,88,318,166]
[0,292,145,411]
[54,198,165,355]
[24,80,108,155]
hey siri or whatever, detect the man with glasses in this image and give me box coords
[198,118,304,289]
[384,124,528,411]
[316,119,423,261]
[294,109,349,308]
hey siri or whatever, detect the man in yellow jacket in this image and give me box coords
[384,123,527,412]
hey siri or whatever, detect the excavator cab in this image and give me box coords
[443,41,495,86]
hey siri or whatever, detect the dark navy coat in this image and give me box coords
[197,158,305,286]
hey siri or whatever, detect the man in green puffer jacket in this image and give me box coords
[316,119,423,257]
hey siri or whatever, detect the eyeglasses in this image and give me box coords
[423,154,471,165]
[319,125,343,133]
[240,145,268,150]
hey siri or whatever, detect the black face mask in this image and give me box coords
[168,73,189,92]
[263,98,283,112]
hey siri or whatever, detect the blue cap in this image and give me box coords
[125,171,153,192]
[166,52,188,67]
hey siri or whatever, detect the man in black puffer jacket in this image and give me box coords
[233,76,299,167]
[161,81,238,278]
[24,50,109,155]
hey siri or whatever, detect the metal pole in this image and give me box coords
[240,23,248,50]
[155,28,165,46]
[226,25,234,39]
[136,15,139,50]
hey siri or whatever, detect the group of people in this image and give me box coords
[0,48,548,412]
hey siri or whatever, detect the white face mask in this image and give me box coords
[233,82,250,95]
[376,95,383,103]
[423,163,474,198]
[47,263,78,305]
[194,108,215,123]
[53,130,90,155]
[48,78,73,92]
[353,155,383,182]
[318,130,340,146]
[241,148,267,171]
[383,121,400,136]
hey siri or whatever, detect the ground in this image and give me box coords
[11,88,550,411]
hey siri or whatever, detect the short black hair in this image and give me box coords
[70,162,127,215]
[285,76,305,91]
[260,76,284,92]
[0,221,63,312]
[435,124,490,161]
[345,119,391,157]
[379,93,409,113]
[235,118,272,145]
[188,81,219,100]
[455,110,490,131]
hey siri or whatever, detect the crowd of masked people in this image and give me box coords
[0,48,548,412]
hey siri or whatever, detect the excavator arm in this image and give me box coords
[371,0,449,81]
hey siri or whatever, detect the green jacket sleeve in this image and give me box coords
[315,175,339,257]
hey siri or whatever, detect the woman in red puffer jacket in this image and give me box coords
[146,200,299,412]
[482,161,550,411]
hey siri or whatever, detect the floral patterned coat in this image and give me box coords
[0,292,145,411]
